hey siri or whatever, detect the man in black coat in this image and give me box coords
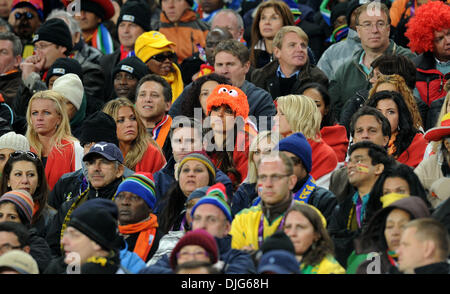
[251,25,328,100]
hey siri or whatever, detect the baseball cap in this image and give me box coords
[82,141,124,164]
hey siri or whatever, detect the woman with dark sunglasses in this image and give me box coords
[0,150,56,240]
[135,31,184,102]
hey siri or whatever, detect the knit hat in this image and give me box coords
[32,18,73,53]
[186,186,210,203]
[0,132,30,151]
[115,172,157,210]
[74,198,119,220]
[257,249,301,274]
[79,111,119,147]
[260,231,296,255]
[135,31,175,64]
[424,113,450,142]
[176,151,216,181]
[11,0,44,21]
[206,84,249,119]
[190,183,232,223]
[52,74,84,110]
[0,250,39,274]
[0,190,34,224]
[68,199,120,251]
[330,2,348,27]
[346,0,365,25]
[112,56,150,82]
[46,58,83,86]
[276,132,312,173]
[117,0,151,31]
[170,229,219,270]
[83,141,124,164]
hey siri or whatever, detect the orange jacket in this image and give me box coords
[135,142,167,174]
[159,9,209,64]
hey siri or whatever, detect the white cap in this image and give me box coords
[52,73,84,110]
[430,177,450,208]
[0,250,39,274]
[0,132,30,151]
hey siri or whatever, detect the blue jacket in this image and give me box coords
[153,156,234,215]
[138,235,256,274]
[232,182,258,217]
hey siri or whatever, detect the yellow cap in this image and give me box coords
[134,31,175,63]
[380,192,409,208]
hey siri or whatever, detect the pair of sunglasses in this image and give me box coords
[151,51,177,63]
[15,12,34,20]
[10,150,39,160]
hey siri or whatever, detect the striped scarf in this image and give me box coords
[92,23,114,55]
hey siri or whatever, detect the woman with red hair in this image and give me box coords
[404,0,450,106]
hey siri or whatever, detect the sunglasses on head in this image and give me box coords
[15,12,35,20]
[151,51,177,63]
[10,150,39,160]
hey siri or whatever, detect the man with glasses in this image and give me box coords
[8,0,44,58]
[328,141,394,267]
[329,2,415,118]
[230,152,297,251]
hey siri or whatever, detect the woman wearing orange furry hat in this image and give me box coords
[404,0,450,106]
[204,84,258,191]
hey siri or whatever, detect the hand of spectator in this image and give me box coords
[21,55,45,81]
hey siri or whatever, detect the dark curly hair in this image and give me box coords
[181,73,232,119]
[284,203,335,268]
[365,91,419,159]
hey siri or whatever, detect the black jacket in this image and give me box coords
[29,228,52,273]
[99,49,121,101]
[250,59,328,100]
[0,71,23,108]
[46,177,123,257]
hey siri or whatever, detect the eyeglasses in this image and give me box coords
[257,174,290,183]
[151,51,177,63]
[176,250,210,259]
[14,12,34,20]
[34,42,54,51]
[357,21,388,31]
[10,150,39,160]
[0,243,22,254]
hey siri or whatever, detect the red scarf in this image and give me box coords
[119,214,158,261]
[119,45,131,61]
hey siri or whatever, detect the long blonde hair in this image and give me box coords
[276,94,321,141]
[246,130,282,183]
[368,74,423,129]
[102,97,161,170]
[26,90,76,157]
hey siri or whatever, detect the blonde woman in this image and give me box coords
[26,90,83,190]
[231,130,281,216]
[102,98,166,173]
[274,94,338,188]
[369,74,423,130]
[429,81,450,156]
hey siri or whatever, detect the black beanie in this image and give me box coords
[331,2,348,27]
[346,0,363,26]
[68,202,119,251]
[112,56,150,82]
[117,0,151,32]
[46,58,83,86]
[260,231,296,255]
[79,111,119,147]
[33,18,73,53]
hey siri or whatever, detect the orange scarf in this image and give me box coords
[118,214,158,261]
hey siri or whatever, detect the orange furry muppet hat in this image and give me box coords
[206,84,249,119]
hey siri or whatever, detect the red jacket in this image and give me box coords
[320,124,349,163]
[396,133,428,168]
[308,138,338,181]
[134,143,167,173]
